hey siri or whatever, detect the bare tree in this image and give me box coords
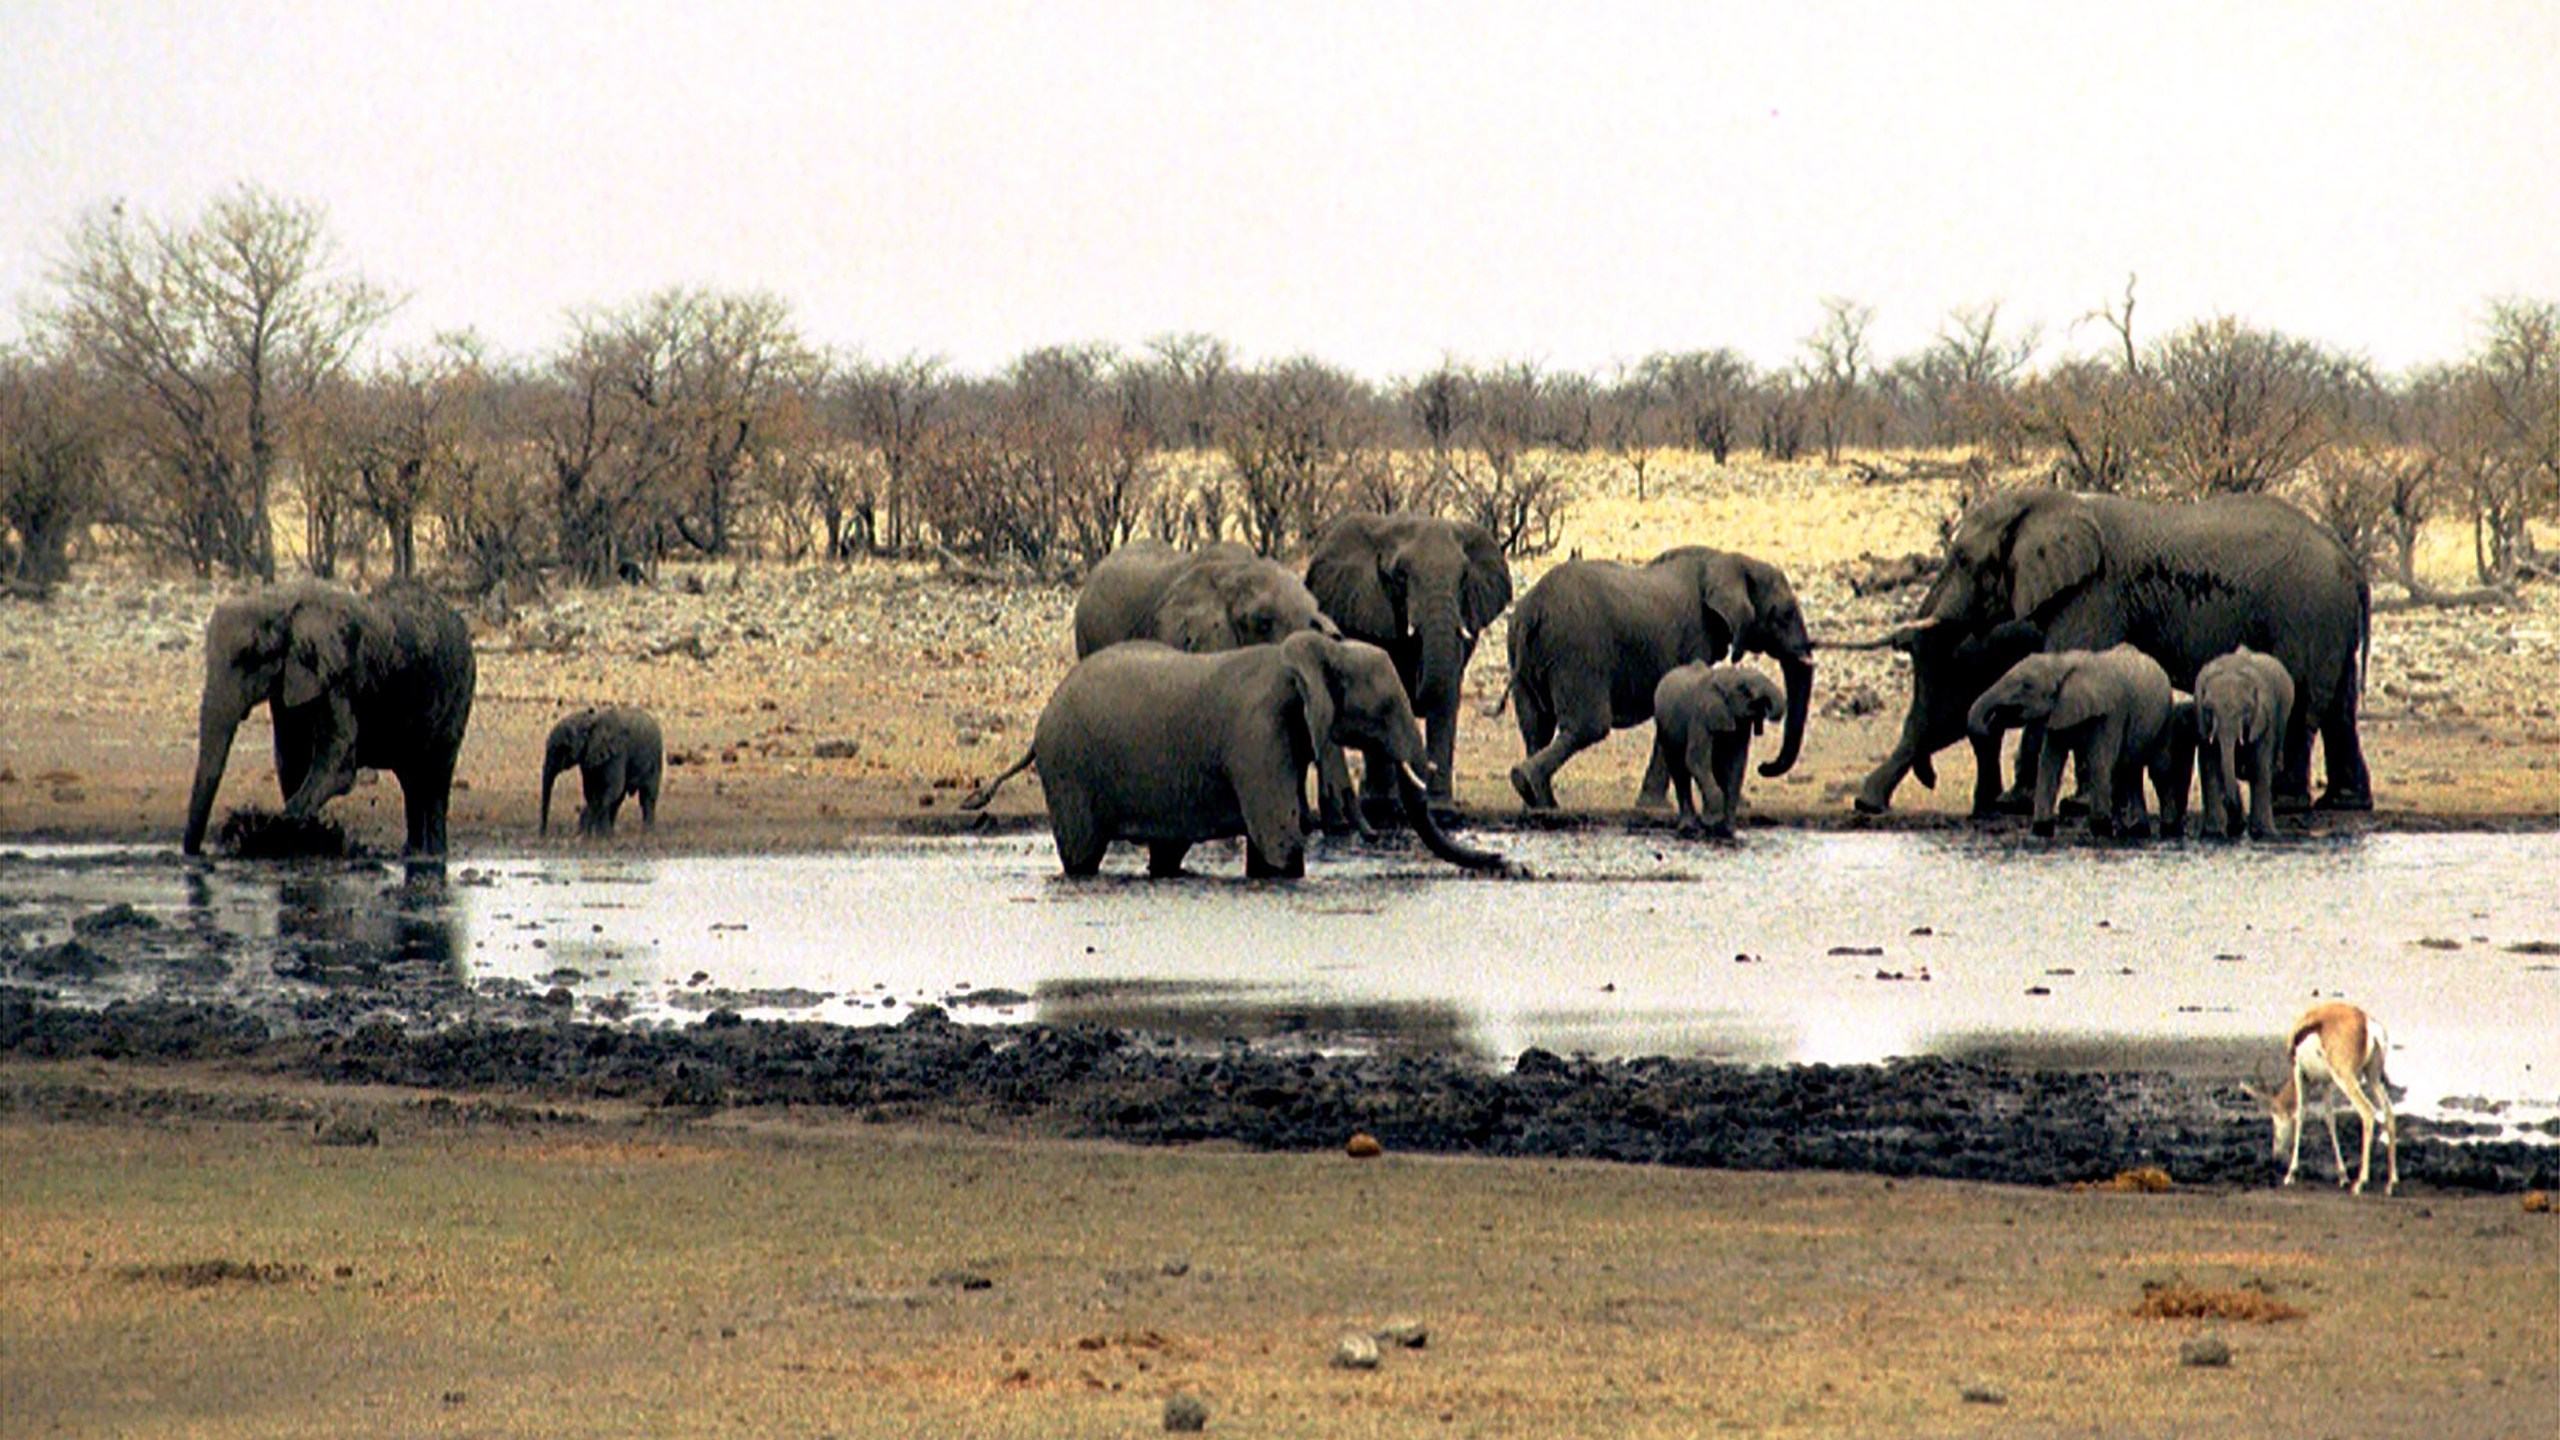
[1640,349,1755,466]
[1911,301,2039,454]
[41,187,394,578]
[1802,297,1875,464]
[2150,316,2352,496]
[0,346,106,592]
[1224,356,1379,556]
[2473,297,2559,580]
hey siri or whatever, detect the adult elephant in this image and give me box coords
[1853,489,2369,816]
[1072,540,1337,656]
[961,632,1505,879]
[1302,512,1512,806]
[1502,547,1814,810]
[182,578,477,858]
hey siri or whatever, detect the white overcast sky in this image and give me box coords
[3,0,2555,378]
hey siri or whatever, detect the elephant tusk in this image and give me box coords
[1400,762,1431,793]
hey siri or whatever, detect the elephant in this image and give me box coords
[182,579,477,859]
[540,705,664,838]
[1072,540,1338,656]
[1650,662,1787,838]
[1967,644,2178,838]
[961,632,1505,879]
[1303,512,1513,808]
[2194,646,2297,839]
[1500,546,1814,811]
[1854,488,2369,818]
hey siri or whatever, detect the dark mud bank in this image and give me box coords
[6,996,2553,1193]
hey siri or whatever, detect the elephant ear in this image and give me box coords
[1280,638,1340,760]
[1751,672,1788,724]
[1452,520,1514,633]
[1303,522,1398,642]
[2006,500,2102,620]
[280,600,352,709]
[1692,684,1740,736]
[1697,560,1754,661]
[1156,580,1238,652]
[2046,664,2107,733]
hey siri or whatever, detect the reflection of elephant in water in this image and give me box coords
[1968,645,2177,838]
[963,633,1504,878]
[1501,547,1814,810]
[1651,662,1787,838]
[541,706,663,837]
[1303,512,1513,805]
[183,580,477,858]
[1856,489,2368,817]
[2195,647,2296,839]
[1073,540,1337,656]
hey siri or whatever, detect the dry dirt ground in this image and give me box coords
[4,457,2557,850]
[5,1063,2556,1440]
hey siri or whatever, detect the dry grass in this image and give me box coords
[2130,1281,2306,1324]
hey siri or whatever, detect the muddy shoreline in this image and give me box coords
[7,986,2555,1195]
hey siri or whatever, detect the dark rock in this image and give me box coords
[2180,1334,2232,1368]
[1163,1392,1209,1432]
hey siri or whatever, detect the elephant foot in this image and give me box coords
[2029,818,2057,839]
[1509,764,1555,811]
[1632,789,1674,813]
[2273,790,2316,815]
[2057,791,2093,818]
[1993,787,2035,816]
[2313,787,2374,812]
[1852,794,1890,817]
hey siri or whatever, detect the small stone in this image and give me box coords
[311,1115,379,1148]
[1959,1384,2007,1405]
[1376,1317,1428,1349]
[2180,1334,2233,1368]
[1332,1333,1381,1370]
[1345,1133,1384,1159]
[1162,1392,1210,1432]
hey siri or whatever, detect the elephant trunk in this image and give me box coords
[540,751,569,835]
[1395,761,1505,872]
[1410,579,1464,716]
[182,687,249,856]
[2216,727,2242,830]
[1760,653,1814,778]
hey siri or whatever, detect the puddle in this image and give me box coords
[4,830,2557,1138]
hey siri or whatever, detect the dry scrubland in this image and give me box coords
[3,455,2557,848]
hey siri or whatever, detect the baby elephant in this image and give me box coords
[2194,646,2296,839]
[1650,662,1787,838]
[1968,645,2176,839]
[541,705,663,837]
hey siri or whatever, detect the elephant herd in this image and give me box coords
[177,487,2375,875]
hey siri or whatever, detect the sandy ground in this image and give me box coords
[4,460,2557,854]
[5,1062,2556,1440]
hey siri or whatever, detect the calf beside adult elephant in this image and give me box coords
[1303,512,1513,807]
[1501,546,1814,811]
[541,705,663,838]
[962,632,1504,879]
[1651,662,1788,839]
[1854,489,2369,818]
[1968,644,2181,839]
[182,578,477,858]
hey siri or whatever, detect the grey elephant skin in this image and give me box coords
[1502,546,1814,810]
[182,579,477,858]
[1303,512,1512,806]
[541,705,664,838]
[1857,489,2369,818]
[963,633,1504,879]
[1072,540,1336,656]
[2194,646,2296,839]
[1651,662,1787,838]
[1968,644,2178,838]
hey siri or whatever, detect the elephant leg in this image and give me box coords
[1512,703,1607,812]
[1711,731,1750,838]
[2000,727,2043,814]
[399,755,456,858]
[1968,729,2008,818]
[1635,748,1674,811]
[638,774,658,830]
[2276,705,2317,812]
[274,714,316,806]
[1147,841,1191,878]
[1239,774,1308,879]
[2315,692,2375,810]
[2030,739,2070,837]
[1049,794,1108,878]
[2249,738,2281,839]
[2083,724,2125,838]
[585,756,626,837]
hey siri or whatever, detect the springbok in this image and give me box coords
[2245,1002,2399,1196]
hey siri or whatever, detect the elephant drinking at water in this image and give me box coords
[1501,546,1814,811]
[182,579,477,858]
[962,632,1504,878]
[1855,489,2369,818]
[541,705,664,838]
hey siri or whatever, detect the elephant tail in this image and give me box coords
[2354,573,2371,703]
[959,744,1038,811]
